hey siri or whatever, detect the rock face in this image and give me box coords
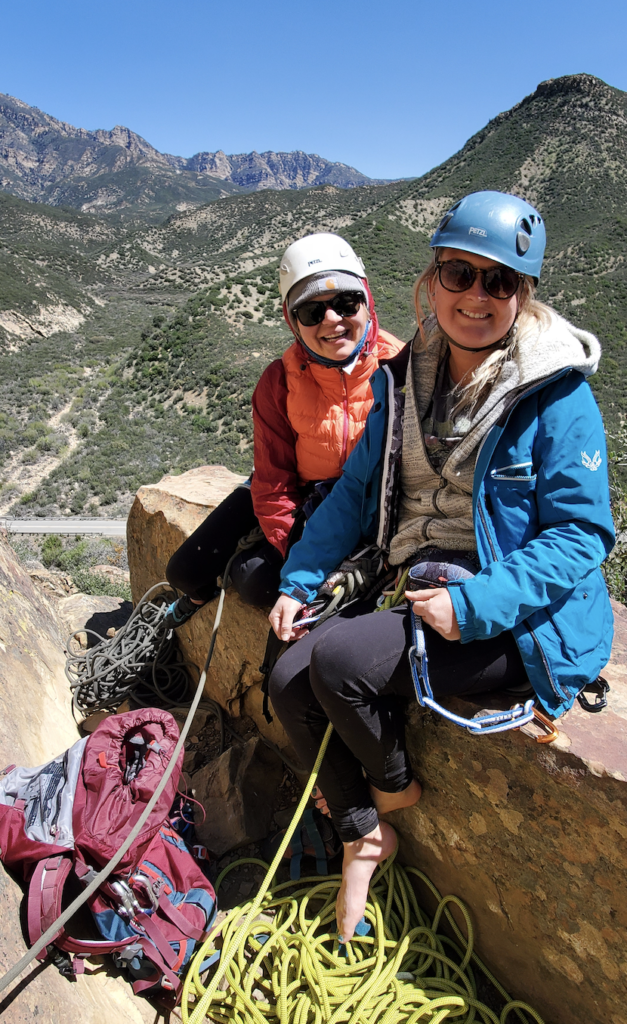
[183,149,381,190]
[127,466,627,1024]
[193,738,284,856]
[0,538,153,1022]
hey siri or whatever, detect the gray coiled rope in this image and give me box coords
[65,582,192,716]
[65,528,266,718]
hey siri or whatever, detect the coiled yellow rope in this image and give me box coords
[181,722,544,1024]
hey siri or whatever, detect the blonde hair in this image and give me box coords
[413,253,552,414]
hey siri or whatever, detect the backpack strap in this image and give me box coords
[28,855,72,959]
[131,937,183,999]
[134,912,178,969]
[157,892,208,943]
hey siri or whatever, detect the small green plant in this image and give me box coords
[41,534,63,567]
[71,568,131,601]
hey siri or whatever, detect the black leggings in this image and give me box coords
[166,484,283,606]
[269,604,530,842]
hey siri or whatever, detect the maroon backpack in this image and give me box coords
[0,709,217,1001]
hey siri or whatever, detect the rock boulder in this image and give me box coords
[193,737,284,856]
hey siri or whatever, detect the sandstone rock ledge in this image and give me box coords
[128,466,627,1024]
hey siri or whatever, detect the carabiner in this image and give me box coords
[530,707,559,744]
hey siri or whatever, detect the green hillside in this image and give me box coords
[1,72,626,541]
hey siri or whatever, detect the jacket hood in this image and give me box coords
[515,310,600,386]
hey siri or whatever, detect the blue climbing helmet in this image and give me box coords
[430,191,546,283]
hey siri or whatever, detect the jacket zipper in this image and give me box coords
[477,497,564,702]
[340,371,349,466]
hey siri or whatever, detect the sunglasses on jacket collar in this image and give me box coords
[435,259,523,300]
[294,291,365,327]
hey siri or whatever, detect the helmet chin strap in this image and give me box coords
[446,335,509,353]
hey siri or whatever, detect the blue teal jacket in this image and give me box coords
[279,336,615,717]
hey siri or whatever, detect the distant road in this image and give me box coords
[0,518,127,537]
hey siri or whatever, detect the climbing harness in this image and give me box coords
[180,722,545,1024]
[298,544,394,629]
[259,544,393,723]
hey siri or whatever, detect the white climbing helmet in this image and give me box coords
[279,233,366,302]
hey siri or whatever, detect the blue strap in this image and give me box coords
[302,809,328,876]
[408,608,535,734]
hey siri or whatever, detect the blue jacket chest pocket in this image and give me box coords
[487,462,538,549]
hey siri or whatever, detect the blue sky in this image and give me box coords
[2,0,626,180]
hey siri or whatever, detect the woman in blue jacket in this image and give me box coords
[267,191,615,944]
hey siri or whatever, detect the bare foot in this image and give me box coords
[337,821,397,943]
[370,778,422,815]
[311,786,330,817]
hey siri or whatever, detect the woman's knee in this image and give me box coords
[231,544,282,606]
[165,543,188,591]
[308,624,354,699]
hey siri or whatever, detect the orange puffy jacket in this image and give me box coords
[251,321,405,555]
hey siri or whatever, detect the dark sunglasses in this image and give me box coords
[435,259,523,300]
[294,291,365,327]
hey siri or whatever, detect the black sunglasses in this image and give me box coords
[294,291,365,327]
[435,259,523,300]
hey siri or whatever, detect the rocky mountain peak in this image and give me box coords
[535,72,619,102]
[0,94,383,216]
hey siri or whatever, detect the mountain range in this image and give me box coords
[0,93,383,222]
[0,72,625,531]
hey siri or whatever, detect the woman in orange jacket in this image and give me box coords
[165,233,405,623]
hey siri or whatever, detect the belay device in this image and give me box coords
[407,555,535,735]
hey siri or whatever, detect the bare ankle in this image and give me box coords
[370,778,422,815]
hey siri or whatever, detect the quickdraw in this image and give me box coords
[408,607,535,734]
[405,553,537,735]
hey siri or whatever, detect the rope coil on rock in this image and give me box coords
[65,528,267,717]
[65,581,192,715]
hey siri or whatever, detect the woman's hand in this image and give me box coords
[406,588,461,641]
[269,594,308,642]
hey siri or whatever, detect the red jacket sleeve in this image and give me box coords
[251,360,301,557]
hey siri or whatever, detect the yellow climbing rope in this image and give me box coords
[181,722,544,1024]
